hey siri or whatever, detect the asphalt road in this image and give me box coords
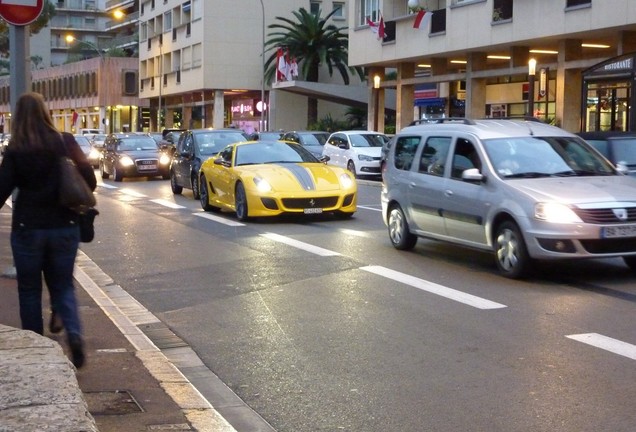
[79,175,636,432]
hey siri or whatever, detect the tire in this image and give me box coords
[170,171,183,194]
[494,221,531,279]
[347,160,357,178]
[100,162,109,179]
[199,174,220,212]
[235,182,249,221]
[191,174,200,200]
[113,165,123,182]
[623,256,636,272]
[387,204,417,250]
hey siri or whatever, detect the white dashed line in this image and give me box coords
[566,333,636,360]
[97,182,117,189]
[339,228,371,238]
[361,265,507,310]
[150,199,186,209]
[193,212,245,227]
[119,188,147,198]
[261,232,341,256]
[357,205,382,212]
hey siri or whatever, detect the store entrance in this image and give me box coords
[585,81,631,132]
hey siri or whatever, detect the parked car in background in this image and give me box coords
[170,128,248,199]
[382,118,636,279]
[100,133,171,181]
[198,140,357,220]
[248,131,284,141]
[322,130,387,178]
[79,128,103,135]
[576,131,636,176]
[85,133,108,168]
[281,130,329,158]
[159,128,185,154]
[73,134,93,159]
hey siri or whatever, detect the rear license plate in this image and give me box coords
[138,164,157,171]
[602,224,636,238]
[304,208,323,214]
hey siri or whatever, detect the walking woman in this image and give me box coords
[0,92,96,368]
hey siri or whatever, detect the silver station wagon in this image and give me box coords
[381,119,636,278]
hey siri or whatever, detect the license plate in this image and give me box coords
[138,164,157,170]
[601,224,636,238]
[304,208,323,214]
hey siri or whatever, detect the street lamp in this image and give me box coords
[66,35,109,132]
[373,75,381,132]
[527,58,536,117]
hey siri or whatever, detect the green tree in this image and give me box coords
[0,1,57,55]
[264,7,364,126]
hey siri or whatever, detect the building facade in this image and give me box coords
[349,0,636,133]
[138,0,359,133]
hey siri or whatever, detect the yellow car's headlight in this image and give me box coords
[339,173,354,189]
[119,156,135,167]
[535,202,582,223]
[253,177,272,193]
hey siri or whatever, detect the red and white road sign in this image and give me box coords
[0,0,44,26]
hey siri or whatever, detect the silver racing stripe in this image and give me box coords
[275,163,315,190]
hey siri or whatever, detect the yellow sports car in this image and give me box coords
[198,140,357,220]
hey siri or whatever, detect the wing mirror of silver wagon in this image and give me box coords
[462,168,485,183]
[616,161,629,175]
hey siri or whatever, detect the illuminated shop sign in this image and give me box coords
[231,99,255,119]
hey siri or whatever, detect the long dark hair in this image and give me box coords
[9,92,60,151]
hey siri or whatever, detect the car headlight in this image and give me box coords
[535,202,582,223]
[88,149,100,159]
[119,156,135,167]
[253,177,272,193]
[358,154,374,161]
[339,173,354,189]
[159,154,171,165]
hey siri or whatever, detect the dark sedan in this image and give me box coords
[170,128,248,198]
[281,130,329,158]
[577,131,636,176]
[100,133,171,181]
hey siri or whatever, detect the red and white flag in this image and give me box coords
[413,10,433,30]
[72,111,79,126]
[288,57,299,79]
[367,16,385,41]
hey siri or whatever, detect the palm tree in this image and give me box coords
[264,7,364,126]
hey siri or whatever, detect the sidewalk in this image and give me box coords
[0,210,207,431]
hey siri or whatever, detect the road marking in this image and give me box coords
[361,265,507,310]
[261,232,341,256]
[566,333,636,360]
[151,199,186,209]
[194,212,245,227]
[97,182,117,189]
[340,228,371,238]
[119,188,147,198]
[358,205,382,212]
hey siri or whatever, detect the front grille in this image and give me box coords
[580,237,636,254]
[573,207,636,224]
[136,159,159,167]
[282,197,339,209]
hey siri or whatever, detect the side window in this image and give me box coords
[393,136,420,171]
[219,146,234,164]
[418,137,451,176]
[451,138,481,179]
[184,135,193,153]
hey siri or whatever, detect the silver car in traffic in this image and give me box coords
[381,119,636,278]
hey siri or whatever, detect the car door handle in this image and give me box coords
[444,189,453,197]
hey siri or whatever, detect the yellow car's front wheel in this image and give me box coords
[235,182,249,221]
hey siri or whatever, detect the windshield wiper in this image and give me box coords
[504,172,552,179]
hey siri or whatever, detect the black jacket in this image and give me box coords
[0,132,97,230]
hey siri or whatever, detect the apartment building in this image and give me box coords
[138,0,362,133]
[349,0,636,132]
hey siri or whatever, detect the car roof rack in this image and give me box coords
[482,116,544,122]
[408,118,476,126]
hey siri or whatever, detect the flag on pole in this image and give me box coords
[72,111,78,126]
[367,16,385,41]
[288,57,299,79]
[413,10,433,30]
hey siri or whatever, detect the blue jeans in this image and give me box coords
[11,226,81,337]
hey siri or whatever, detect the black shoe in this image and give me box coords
[68,334,85,369]
[49,311,63,334]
